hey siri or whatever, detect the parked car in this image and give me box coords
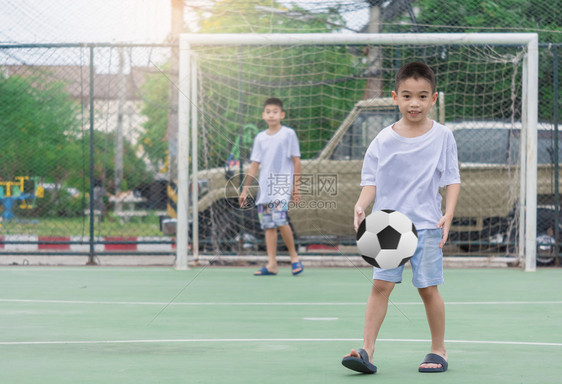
[494,206,562,265]
[446,120,561,253]
[162,97,561,260]
[164,97,401,250]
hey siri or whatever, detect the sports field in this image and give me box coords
[1,265,561,384]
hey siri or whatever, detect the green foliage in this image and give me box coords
[30,188,82,218]
[0,216,163,236]
[0,75,82,184]
[138,66,170,172]
[378,44,525,121]
[415,0,560,42]
[31,127,154,218]
[0,74,153,219]
[138,0,559,169]
[196,45,364,163]
[194,1,363,162]
[414,0,560,121]
[137,1,363,166]
[198,0,345,33]
[82,130,153,192]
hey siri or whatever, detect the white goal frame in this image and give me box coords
[176,33,539,271]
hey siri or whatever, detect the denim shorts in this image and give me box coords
[257,201,289,229]
[372,228,444,288]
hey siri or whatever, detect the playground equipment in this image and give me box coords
[0,176,43,221]
[225,124,259,169]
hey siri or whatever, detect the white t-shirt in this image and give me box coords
[361,121,461,229]
[250,126,301,205]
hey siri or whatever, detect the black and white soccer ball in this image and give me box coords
[356,209,418,269]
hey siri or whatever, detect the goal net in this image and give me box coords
[175,33,539,270]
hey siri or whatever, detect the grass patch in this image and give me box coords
[0,215,165,237]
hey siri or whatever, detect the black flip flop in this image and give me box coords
[418,353,448,373]
[341,348,377,374]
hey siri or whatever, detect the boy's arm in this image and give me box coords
[437,183,461,248]
[239,161,260,208]
[292,156,301,202]
[354,185,376,232]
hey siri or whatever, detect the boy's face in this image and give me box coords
[262,104,285,127]
[392,77,437,125]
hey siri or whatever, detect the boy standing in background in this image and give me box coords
[239,98,303,276]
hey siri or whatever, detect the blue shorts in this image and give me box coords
[372,228,444,288]
[257,202,289,229]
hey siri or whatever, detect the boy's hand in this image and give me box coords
[238,189,248,208]
[354,207,366,232]
[437,214,453,248]
[292,189,301,203]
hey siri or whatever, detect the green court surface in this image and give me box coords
[1,266,561,384]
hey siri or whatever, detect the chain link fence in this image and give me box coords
[0,0,560,266]
[0,44,176,260]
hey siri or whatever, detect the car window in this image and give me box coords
[453,127,562,165]
[331,110,397,160]
[453,128,512,164]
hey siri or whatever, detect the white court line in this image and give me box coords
[1,299,562,306]
[1,338,561,347]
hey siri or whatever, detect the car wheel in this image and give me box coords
[536,233,556,266]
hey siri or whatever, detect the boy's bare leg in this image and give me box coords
[278,224,299,263]
[418,286,447,369]
[344,280,395,363]
[264,228,278,273]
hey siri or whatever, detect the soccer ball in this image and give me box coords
[356,209,418,269]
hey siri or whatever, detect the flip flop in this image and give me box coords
[341,348,377,374]
[291,261,304,275]
[253,267,277,276]
[418,353,448,373]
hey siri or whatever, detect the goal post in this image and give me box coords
[176,33,539,271]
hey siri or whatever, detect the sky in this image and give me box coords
[0,0,173,44]
[0,0,368,44]
[0,0,368,72]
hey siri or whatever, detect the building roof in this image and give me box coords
[2,64,159,100]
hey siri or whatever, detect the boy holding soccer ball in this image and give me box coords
[342,62,461,374]
[239,98,303,276]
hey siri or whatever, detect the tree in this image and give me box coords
[85,130,153,192]
[193,1,362,161]
[413,0,560,120]
[414,0,559,40]
[138,66,170,174]
[139,1,359,167]
[0,74,152,199]
[0,75,82,185]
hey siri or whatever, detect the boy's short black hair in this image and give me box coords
[395,62,436,93]
[264,97,284,110]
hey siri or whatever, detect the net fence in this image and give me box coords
[0,40,559,265]
[0,44,175,254]
[186,40,538,259]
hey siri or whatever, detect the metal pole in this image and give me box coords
[167,0,183,183]
[175,38,190,270]
[525,35,539,272]
[519,58,528,263]
[554,47,560,265]
[191,55,199,263]
[237,47,244,253]
[87,45,97,265]
[115,47,126,216]
[180,33,540,47]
